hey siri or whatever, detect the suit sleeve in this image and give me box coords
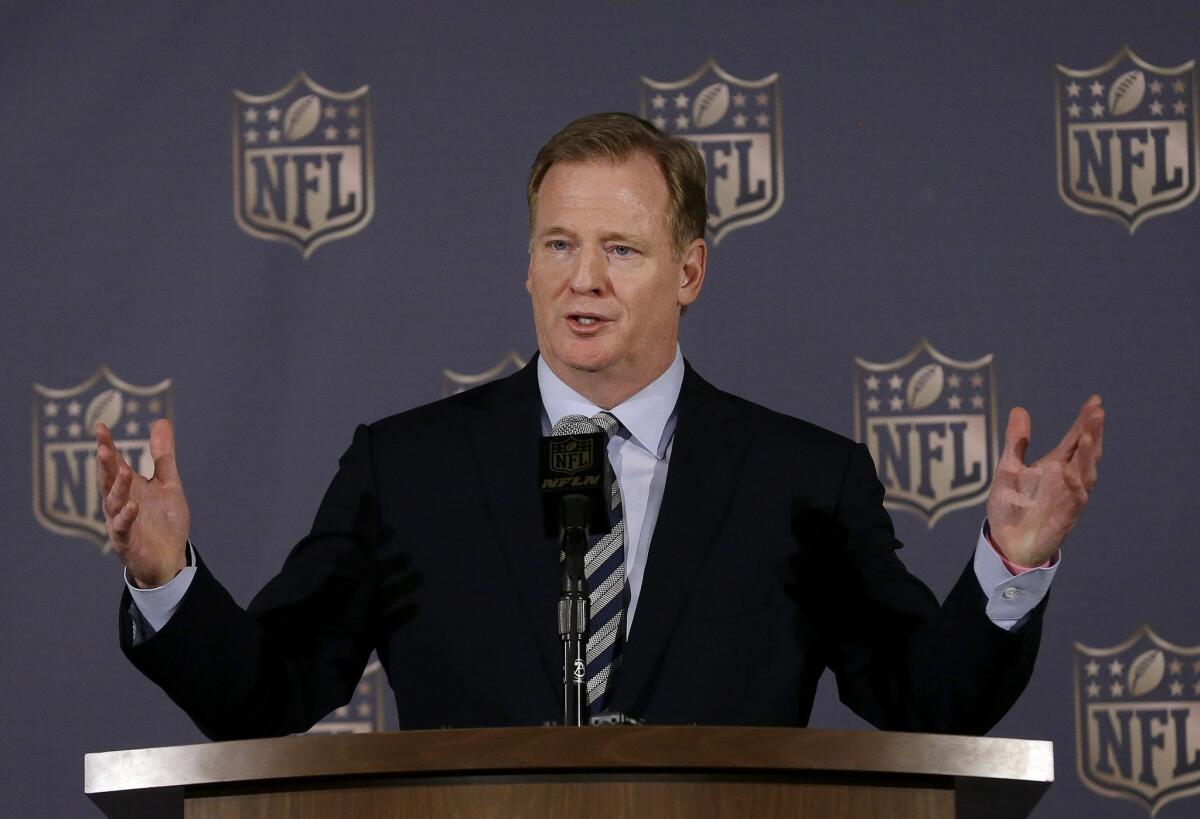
[820,443,1044,735]
[119,424,381,740]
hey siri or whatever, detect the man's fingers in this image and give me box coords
[104,465,133,521]
[999,407,1031,469]
[96,445,118,496]
[95,423,129,495]
[149,419,181,483]
[1079,434,1099,487]
[1067,422,1101,489]
[1085,401,1105,461]
[109,498,139,540]
[1064,433,1098,498]
[1050,395,1102,461]
[96,422,115,449]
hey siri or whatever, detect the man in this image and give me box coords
[98,113,1104,739]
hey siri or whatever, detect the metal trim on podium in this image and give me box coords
[85,726,1053,819]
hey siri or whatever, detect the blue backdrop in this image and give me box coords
[3,2,1198,816]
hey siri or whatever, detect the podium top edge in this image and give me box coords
[85,726,1053,795]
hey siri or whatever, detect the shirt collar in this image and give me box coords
[537,347,684,459]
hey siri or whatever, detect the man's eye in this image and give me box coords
[609,245,633,257]
[548,240,568,252]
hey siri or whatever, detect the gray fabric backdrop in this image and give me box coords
[3,2,1198,816]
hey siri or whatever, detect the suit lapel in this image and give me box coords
[610,365,751,715]
[461,359,563,706]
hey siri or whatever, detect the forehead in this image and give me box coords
[534,153,671,234]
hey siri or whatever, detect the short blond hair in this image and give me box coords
[527,112,707,256]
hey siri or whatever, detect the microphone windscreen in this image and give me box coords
[538,432,612,537]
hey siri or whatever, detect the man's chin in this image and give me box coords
[564,359,608,374]
[549,352,615,377]
[550,344,614,375]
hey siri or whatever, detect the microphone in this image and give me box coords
[538,429,612,727]
[538,431,613,539]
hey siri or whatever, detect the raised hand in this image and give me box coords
[96,418,190,588]
[986,395,1105,568]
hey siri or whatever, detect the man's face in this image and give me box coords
[525,152,705,400]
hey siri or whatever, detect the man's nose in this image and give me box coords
[569,247,607,294]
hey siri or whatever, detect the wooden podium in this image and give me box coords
[85,726,1053,819]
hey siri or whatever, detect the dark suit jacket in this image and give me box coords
[122,359,1044,740]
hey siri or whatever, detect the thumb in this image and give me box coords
[1000,407,1031,469]
[149,418,181,483]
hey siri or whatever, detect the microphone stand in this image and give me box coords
[557,494,589,727]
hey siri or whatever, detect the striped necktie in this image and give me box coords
[551,411,626,715]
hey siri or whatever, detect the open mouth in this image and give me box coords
[567,313,609,331]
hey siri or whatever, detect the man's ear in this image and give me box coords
[678,238,707,307]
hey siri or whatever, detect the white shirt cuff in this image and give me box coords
[973,524,1058,631]
[125,541,198,633]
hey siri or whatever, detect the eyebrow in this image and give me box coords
[599,231,648,246]
[536,226,648,246]
[536,225,577,240]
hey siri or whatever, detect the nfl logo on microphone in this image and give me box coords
[550,438,595,475]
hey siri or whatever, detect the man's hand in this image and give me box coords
[96,418,190,589]
[986,395,1104,568]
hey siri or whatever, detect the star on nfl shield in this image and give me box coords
[233,71,374,257]
[641,59,784,245]
[32,367,172,549]
[1075,626,1200,816]
[853,340,997,528]
[1056,46,1199,233]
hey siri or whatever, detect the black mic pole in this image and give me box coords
[558,494,589,727]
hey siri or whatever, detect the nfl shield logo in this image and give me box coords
[1075,626,1200,816]
[1056,46,1199,233]
[550,437,594,475]
[441,351,526,397]
[32,367,172,549]
[641,59,784,245]
[233,72,374,257]
[853,340,997,528]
